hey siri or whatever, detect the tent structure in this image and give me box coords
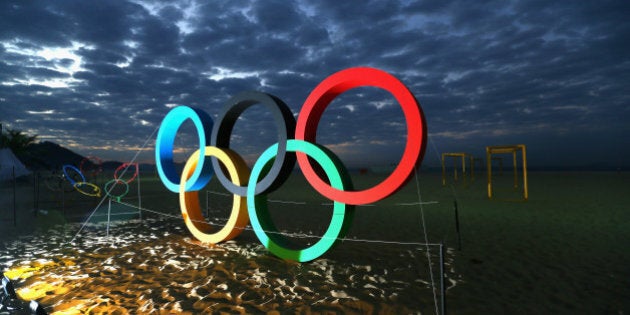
[0,148,31,181]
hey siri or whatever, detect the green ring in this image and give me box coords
[104,179,130,201]
[247,139,352,262]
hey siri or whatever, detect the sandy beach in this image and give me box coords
[1,171,629,314]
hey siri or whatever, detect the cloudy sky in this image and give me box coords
[1,0,628,169]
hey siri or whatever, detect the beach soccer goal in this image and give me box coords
[486,144,528,200]
[441,152,472,186]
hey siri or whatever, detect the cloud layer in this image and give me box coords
[1,0,629,167]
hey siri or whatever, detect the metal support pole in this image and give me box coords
[12,166,16,227]
[486,148,492,199]
[513,151,518,189]
[62,183,65,216]
[522,146,529,200]
[440,243,446,315]
[453,199,462,251]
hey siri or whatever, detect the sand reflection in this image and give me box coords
[1,218,453,314]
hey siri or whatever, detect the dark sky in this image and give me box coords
[1,0,629,168]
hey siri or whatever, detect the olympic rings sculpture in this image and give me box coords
[104,163,140,201]
[62,164,102,197]
[155,67,427,262]
[62,162,140,200]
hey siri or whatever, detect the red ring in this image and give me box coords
[295,67,427,205]
[114,163,139,184]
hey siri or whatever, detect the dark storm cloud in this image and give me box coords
[0,0,628,167]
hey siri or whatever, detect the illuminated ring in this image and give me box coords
[248,139,353,262]
[62,165,86,186]
[295,67,427,205]
[156,106,214,193]
[79,156,103,178]
[73,181,102,197]
[180,147,250,243]
[211,91,296,196]
[114,163,139,184]
[104,179,129,201]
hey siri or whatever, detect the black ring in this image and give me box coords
[210,91,296,196]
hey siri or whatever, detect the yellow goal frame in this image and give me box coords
[441,152,471,186]
[486,144,528,200]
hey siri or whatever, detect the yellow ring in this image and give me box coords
[73,181,102,197]
[180,146,250,243]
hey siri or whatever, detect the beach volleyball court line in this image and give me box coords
[206,190,439,207]
[115,200,444,247]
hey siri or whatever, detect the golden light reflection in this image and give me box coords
[17,281,69,300]
[1,219,440,313]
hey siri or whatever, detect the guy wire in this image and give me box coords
[70,123,159,244]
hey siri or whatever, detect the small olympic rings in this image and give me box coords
[74,181,102,197]
[62,165,85,186]
[155,67,427,262]
[114,163,139,184]
[61,160,138,201]
[104,179,129,202]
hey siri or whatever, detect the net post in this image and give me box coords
[453,199,462,251]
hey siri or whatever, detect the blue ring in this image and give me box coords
[62,165,85,186]
[155,106,214,193]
